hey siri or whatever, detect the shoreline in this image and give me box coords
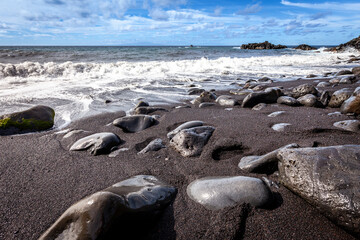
[1,70,360,239]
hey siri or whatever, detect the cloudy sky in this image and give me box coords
[0,0,359,45]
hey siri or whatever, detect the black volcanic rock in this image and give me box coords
[241,41,287,50]
[295,44,317,50]
[327,35,360,52]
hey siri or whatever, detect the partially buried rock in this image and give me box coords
[272,123,291,132]
[252,103,267,111]
[268,111,285,117]
[39,175,177,240]
[193,91,217,105]
[70,132,121,155]
[333,120,360,132]
[277,145,360,236]
[0,105,55,134]
[291,83,318,98]
[340,95,360,114]
[297,94,321,107]
[170,126,215,157]
[328,88,353,108]
[277,96,300,106]
[239,143,298,173]
[319,90,331,106]
[215,95,238,106]
[241,89,279,108]
[167,120,203,139]
[138,138,165,154]
[113,115,158,133]
[187,176,273,210]
[199,102,216,108]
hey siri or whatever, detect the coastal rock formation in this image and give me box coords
[328,88,353,108]
[241,41,287,50]
[167,120,204,139]
[113,115,158,133]
[39,175,177,240]
[277,145,360,236]
[216,95,238,106]
[340,96,360,114]
[239,143,298,173]
[0,105,55,135]
[333,120,360,132]
[70,132,121,155]
[138,138,165,154]
[327,35,360,52]
[277,96,300,106]
[187,176,273,210]
[295,44,317,50]
[291,83,318,98]
[170,126,215,157]
[241,89,279,108]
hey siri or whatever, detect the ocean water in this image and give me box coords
[0,46,358,128]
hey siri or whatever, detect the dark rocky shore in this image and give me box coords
[1,60,360,239]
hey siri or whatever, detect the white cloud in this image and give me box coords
[281,0,360,11]
[237,2,262,15]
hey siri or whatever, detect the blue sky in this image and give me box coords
[0,0,359,45]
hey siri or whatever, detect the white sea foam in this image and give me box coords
[0,49,357,128]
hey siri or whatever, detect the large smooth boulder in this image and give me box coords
[328,88,353,108]
[39,175,177,240]
[187,176,273,210]
[340,96,360,114]
[113,115,158,133]
[0,105,55,134]
[241,89,279,108]
[167,120,204,139]
[170,126,215,157]
[70,132,121,155]
[291,84,318,98]
[277,146,360,236]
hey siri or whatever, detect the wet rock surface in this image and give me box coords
[278,146,360,236]
[242,89,279,108]
[113,115,158,133]
[170,126,215,157]
[39,175,177,240]
[187,176,273,210]
[70,132,121,155]
[0,105,55,135]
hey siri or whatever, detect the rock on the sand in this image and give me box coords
[268,111,285,117]
[138,138,165,154]
[317,81,331,88]
[167,120,204,139]
[252,103,267,111]
[277,145,360,236]
[271,123,291,132]
[340,95,360,114]
[170,126,215,157]
[215,95,238,106]
[297,94,321,107]
[39,175,177,240]
[0,105,55,134]
[199,102,216,108]
[187,176,272,210]
[193,91,217,104]
[277,96,300,106]
[70,132,121,155]
[291,83,318,98]
[333,120,360,132]
[328,88,353,108]
[241,89,279,108]
[113,115,158,133]
[238,143,298,173]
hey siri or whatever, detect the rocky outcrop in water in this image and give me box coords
[327,35,360,52]
[241,41,287,50]
[295,44,317,50]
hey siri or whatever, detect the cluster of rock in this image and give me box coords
[240,41,287,50]
[327,35,360,52]
[295,44,317,51]
[238,144,360,236]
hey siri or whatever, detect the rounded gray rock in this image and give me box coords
[187,176,272,210]
[70,132,121,155]
[216,95,238,106]
[277,96,300,106]
[291,84,318,98]
[297,94,319,107]
[113,115,158,133]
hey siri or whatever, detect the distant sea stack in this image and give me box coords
[295,44,317,51]
[327,35,360,52]
[241,41,287,50]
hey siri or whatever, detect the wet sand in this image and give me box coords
[0,77,359,239]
